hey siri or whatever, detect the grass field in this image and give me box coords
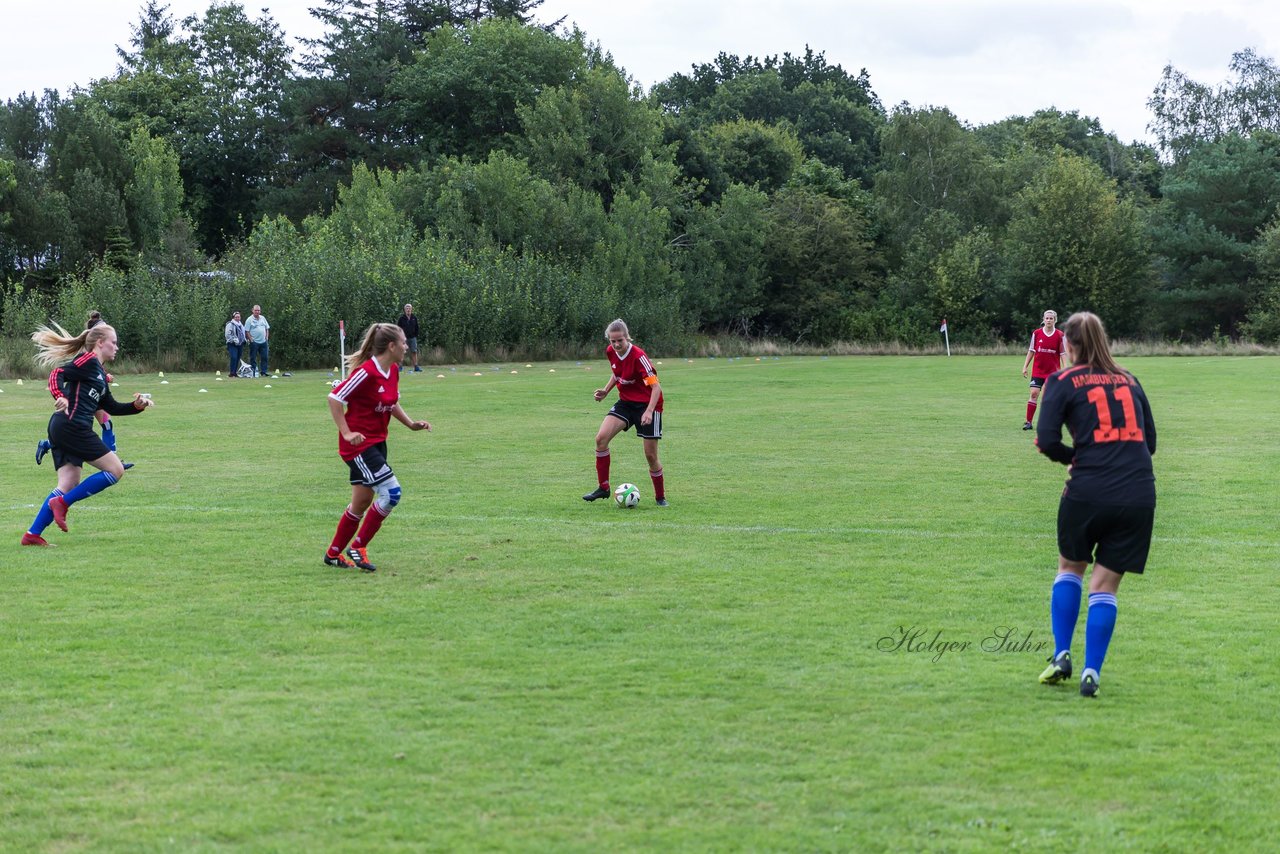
[2,355,1278,852]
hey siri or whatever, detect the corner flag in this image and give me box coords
[940,318,950,356]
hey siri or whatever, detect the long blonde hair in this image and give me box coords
[345,322,403,372]
[31,322,114,369]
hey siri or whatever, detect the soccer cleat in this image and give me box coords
[21,532,52,546]
[1022,421,1034,430]
[1080,669,1100,698]
[1038,651,1072,684]
[36,439,51,465]
[122,462,135,471]
[346,546,377,572]
[324,552,356,569]
[49,496,69,532]
[582,486,610,501]
[655,498,669,506]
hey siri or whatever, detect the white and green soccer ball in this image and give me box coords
[614,483,640,508]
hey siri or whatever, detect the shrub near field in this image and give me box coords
[2,355,1278,850]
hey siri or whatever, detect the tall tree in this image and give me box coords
[873,106,999,262]
[393,17,585,161]
[1148,48,1280,162]
[652,48,885,183]
[515,63,664,209]
[181,2,292,251]
[997,153,1153,336]
[1149,131,1280,337]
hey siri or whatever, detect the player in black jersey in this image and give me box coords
[21,322,154,546]
[35,310,130,468]
[1034,312,1156,698]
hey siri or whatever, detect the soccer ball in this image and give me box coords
[614,483,640,508]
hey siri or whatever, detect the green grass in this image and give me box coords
[2,355,1277,852]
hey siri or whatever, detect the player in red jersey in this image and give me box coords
[1020,309,1066,429]
[1034,312,1157,698]
[582,319,668,506]
[324,323,430,571]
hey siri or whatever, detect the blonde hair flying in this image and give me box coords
[31,322,114,369]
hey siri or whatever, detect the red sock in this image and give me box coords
[1026,401,1037,423]
[595,450,611,489]
[650,467,665,501]
[353,504,389,549]
[328,506,362,556]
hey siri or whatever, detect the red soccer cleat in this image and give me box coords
[345,546,377,572]
[21,533,52,546]
[49,496,69,532]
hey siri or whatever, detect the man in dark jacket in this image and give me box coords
[396,304,422,372]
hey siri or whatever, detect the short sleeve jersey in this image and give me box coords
[607,343,662,410]
[1029,328,1066,378]
[329,358,400,460]
[1035,365,1157,506]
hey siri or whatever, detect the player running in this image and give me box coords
[35,311,131,469]
[582,318,668,506]
[1021,309,1066,429]
[324,323,430,572]
[1034,311,1157,698]
[21,322,154,546]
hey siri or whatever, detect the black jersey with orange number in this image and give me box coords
[1035,364,1156,506]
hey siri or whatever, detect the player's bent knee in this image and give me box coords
[374,477,402,514]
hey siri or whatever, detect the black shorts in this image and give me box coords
[49,418,110,469]
[1030,376,1047,389]
[1057,496,1155,574]
[406,336,418,354]
[607,400,662,440]
[345,442,395,487]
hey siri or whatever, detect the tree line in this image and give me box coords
[4,0,1280,368]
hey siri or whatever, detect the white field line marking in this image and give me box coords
[5,503,1273,549]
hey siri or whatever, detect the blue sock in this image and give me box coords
[1084,592,1119,674]
[63,471,118,506]
[1050,572,1083,658]
[101,419,116,452]
[28,489,65,536]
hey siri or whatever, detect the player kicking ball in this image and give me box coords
[582,319,668,507]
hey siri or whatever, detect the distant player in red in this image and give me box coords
[582,318,668,506]
[1021,309,1066,429]
[324,323,430,572]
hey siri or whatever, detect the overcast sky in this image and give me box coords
[3,0,1276,144]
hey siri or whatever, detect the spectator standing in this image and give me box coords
[396,304,423,372]
[245,305,271,377]
[225,310,247,379]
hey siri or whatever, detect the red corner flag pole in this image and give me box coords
[339,320,346,379]
[940,318,950,356]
